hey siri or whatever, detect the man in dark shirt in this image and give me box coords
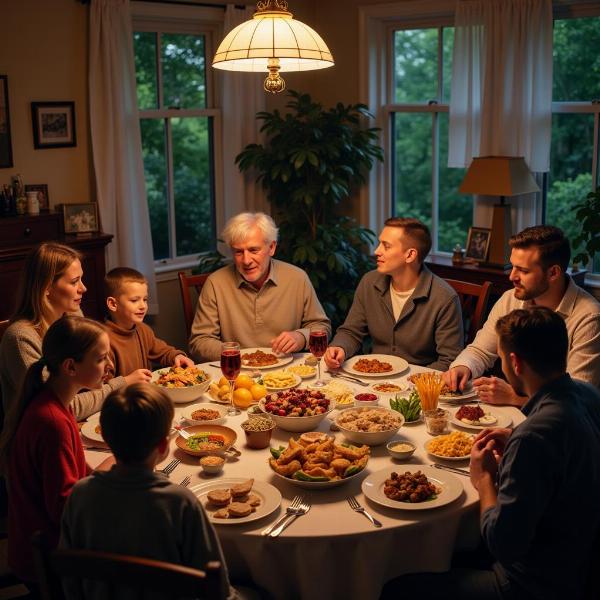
[382,306,600,600]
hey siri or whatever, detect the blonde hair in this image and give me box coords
[0,316,106,472]
[100,383,174,463]
[12,242,82,336]
[221,212,279,246]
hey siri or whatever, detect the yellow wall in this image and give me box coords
[0,0,93,205]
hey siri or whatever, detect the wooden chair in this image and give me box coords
[31,531,225,600]
[178,272,209,337]
[444,279,492,344]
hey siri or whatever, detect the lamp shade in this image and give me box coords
[459,156,539,196]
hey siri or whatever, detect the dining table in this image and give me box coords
[84,355,524,600]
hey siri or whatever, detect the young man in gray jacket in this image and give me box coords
[324,217,463,371]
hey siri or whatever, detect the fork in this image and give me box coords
[159,459,180,476]
[329,371,369,387]
[261,495,302,536]
[347,496,382,528]
[179,476,191,487]
[269,498,311,537]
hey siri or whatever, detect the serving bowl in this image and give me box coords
[335,406,405,446]
[181,402,227,425]
[175,424,237,457]
[258,391,334,433]
[386,439,416,460]
[151,365,211,404]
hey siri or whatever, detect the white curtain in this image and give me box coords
[219,4,268,231]
[89,0,158,312]
[448,0,553,173]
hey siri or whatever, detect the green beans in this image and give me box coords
[389,390,422,422]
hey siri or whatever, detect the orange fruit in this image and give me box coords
[234,374,255,390]
[250,383,267,401]
[218,376,229,387]
[233,388,254,409]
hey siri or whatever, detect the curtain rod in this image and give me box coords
[80,0,247,8]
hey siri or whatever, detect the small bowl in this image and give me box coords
[181,402,227,425]
[386,439,416,460]
[241,417,276,449]
[199,455,225,474]
[353,392,380,408]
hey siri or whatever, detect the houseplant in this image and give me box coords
[572,188,600,269]
[235,90,384,328]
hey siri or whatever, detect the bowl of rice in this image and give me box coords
[335,406,405,446]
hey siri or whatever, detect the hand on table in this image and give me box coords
[124,368,152,385]
[271,331,305,354]
[174,354,195,368]
[442,365,471,392]
[324,346,345,370]
[473,376,524,406]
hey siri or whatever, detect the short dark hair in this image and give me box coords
[509,226,570,272]
[104,267,147,299]
[495,307,567,376]
[384,217,432,262]
[100,383,174,463]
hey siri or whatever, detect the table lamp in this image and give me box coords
[459,156,539,269]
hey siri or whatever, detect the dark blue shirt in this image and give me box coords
[481,374,600,600]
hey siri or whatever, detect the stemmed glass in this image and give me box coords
[221,341,241,416]
[309,325,328,387]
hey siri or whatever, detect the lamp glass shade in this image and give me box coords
[212,11,334,72]
[459,156,539,197]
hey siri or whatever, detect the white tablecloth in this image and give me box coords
[85,358,523,600]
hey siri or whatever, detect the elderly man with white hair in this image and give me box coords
[189,212,331,362]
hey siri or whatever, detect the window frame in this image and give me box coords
[131,3,224,273]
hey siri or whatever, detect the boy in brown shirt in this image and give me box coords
[104,268,194,378]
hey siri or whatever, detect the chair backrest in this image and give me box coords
[0,320,9,342]
[444,279,492,344]
[178,272,209,337]
[31,531,225,600]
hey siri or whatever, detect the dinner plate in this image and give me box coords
[181,402,227,425]
[424,438,471,461]
[342,354,409,378]
[284,365,317,379]
[450,408,512,431]
[240,347,294,370]
[263,373,302,391]
[438,384,479,404]
[190,478,282,525]
[81,417,104,443]
[361,465,463,510]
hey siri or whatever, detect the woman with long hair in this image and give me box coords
[0,242,149,422]
[0,316,113,587]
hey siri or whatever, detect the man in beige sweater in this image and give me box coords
[189,212,331,362]
[444,226,600,405]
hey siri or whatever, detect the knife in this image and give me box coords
[431,463,470,476]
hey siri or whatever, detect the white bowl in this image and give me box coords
[353,392,380,408]
[151,365,211,404]
[181,402,227,425]
[386,439,416,459]
[258,398,333,432]
[335,407,405,446]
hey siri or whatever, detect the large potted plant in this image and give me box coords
[572,188,600,270]
[235,90,384,328]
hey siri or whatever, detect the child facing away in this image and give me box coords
[103,267,194,379]
[60,383,238,600]
[0,316,113,588]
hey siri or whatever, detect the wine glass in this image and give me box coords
[309,326,328,387]
[221,341,241,416]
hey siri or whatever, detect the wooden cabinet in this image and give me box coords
[0,212,113,321]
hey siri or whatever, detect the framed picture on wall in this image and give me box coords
[0,75,13,168]
[465,227,492,262]
[31,101,76,149]
[59,203,99,234]
[25,184,50,211]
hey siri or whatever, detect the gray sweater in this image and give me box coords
[0,320,125,420]
[331,267,464,370]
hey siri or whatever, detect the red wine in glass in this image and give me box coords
[221,350,241,380]
[309,330,328,358]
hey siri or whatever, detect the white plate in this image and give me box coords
[438,384,479,403]
[190,478,282,525]
[263,373,302,391]
[343,354,409,378]
[450,408,512,431]
[424,438,472,461]
[181,402,228,425]
[240,347,294,370]
[370,381,408,395]
[361,465,463,510]
[284,365,317,379]
[81,418,104,443]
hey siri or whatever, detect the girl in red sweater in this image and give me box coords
[0,315,112,588]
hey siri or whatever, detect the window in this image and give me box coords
[133,22,220,264]
[389,27,470,253]
[547,15,600,273]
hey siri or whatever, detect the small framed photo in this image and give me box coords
[31,101,76,149]
[60,203,99,234]
[24,184,49,211]
[465,227,491,262]
[0,75,13,168]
